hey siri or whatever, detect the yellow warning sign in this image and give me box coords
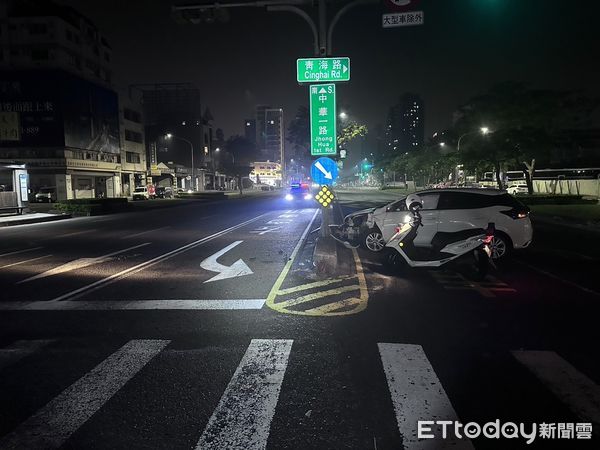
[315,185,335,208]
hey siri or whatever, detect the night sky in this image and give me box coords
[61,0,600,141]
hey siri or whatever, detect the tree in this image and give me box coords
[224,135,258,194]
[454,82,597,192]
[338,123,368,147]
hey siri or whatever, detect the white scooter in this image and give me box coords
[385,197,494,280]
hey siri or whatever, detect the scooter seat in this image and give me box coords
[431,229,486,250]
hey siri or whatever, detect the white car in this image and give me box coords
[132,186,150,200]
[344,188,533,259]
[506,183,529,195]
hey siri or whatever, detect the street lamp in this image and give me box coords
[165,133,195,191]
[457,126,491,152]
[339,111,348,120]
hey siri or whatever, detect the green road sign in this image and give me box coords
[310,83,337,156]
[297,57,350,83]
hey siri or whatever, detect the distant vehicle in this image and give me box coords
[342,188,532,259]
[155,186,173,198]
[132,186,152,200]
[285,182,312,202]
[506,183,529,195]
[34,187,57,203]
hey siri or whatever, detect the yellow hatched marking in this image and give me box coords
[277,275,355,296]
[304,297,362,315]
[276,285,359,309]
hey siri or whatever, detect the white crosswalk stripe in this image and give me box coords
[0,339,598,448]
[0,339,169,450]
[512,350,600,425]
[0,339,54,371]
[196,339,293,450]
[378,343,475,450]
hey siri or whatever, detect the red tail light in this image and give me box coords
[500,207,530,220]
[483,223,495,244]
[394,227,401,234]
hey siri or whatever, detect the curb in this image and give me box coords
[0,213,72,227]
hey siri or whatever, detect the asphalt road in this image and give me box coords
[0,191,598,449]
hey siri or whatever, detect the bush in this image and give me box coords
[517,195,596,205]
[53,198,129,215]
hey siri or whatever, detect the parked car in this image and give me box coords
[132,186,151,200]
[34,187,57,203]
[343,188,532,259]
[155,186,173,198]
[506,183,529,195]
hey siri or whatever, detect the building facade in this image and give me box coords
[0,1,132,200]
[385,93,424,156]
[249,161,281,187]
[0,0,113,87]
[139,83,214,191]
[119,89,146,196]
[244,119,256,145]
[255,105,284,163]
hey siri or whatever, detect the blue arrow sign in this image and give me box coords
[311,157,339,186]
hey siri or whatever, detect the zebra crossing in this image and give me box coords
[0,338,597,449]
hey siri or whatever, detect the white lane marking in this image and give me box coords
[120,226,170,239]
[267,219,292,225]
[0,247,44,258]
[52,229,96,239]
[249,226,281,235]
[200,241,253,283]
[18,243,151,284]
[0,255,52,270]
[196,339,293,450]
[0,299,266,311]
[0,339,169,450]
[378,343,474,450]
[278,214,297,218]
[0,339,54,371]
[47,213,269,302]
[512,350,600,424]
[514,259,600,297]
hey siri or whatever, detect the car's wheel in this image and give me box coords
[490,233,512,260]
[363,227,386,252]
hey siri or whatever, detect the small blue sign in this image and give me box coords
[311,157,339,186]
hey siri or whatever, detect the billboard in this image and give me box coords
[0,70,120,154]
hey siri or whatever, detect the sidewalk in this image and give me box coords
[0,212,71,227]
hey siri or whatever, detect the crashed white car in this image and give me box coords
[342,188,533,259]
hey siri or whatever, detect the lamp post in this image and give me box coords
[454,127,490,185]
[165,133,195,191]
[457,126,490,153]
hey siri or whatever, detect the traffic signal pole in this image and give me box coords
[173,0,377,265]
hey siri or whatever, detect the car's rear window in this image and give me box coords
[134,188,146,192]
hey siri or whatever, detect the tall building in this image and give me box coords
[255,105,284,162]
[244,119,256,145]
[385,93,424,156]
[0,0,113,87]
[138,83,213,190]
[0,1,126,200]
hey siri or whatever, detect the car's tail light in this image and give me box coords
[500,207,530,219]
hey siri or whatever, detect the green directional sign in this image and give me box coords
[310,83,336,156]
[297,57,350,83]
